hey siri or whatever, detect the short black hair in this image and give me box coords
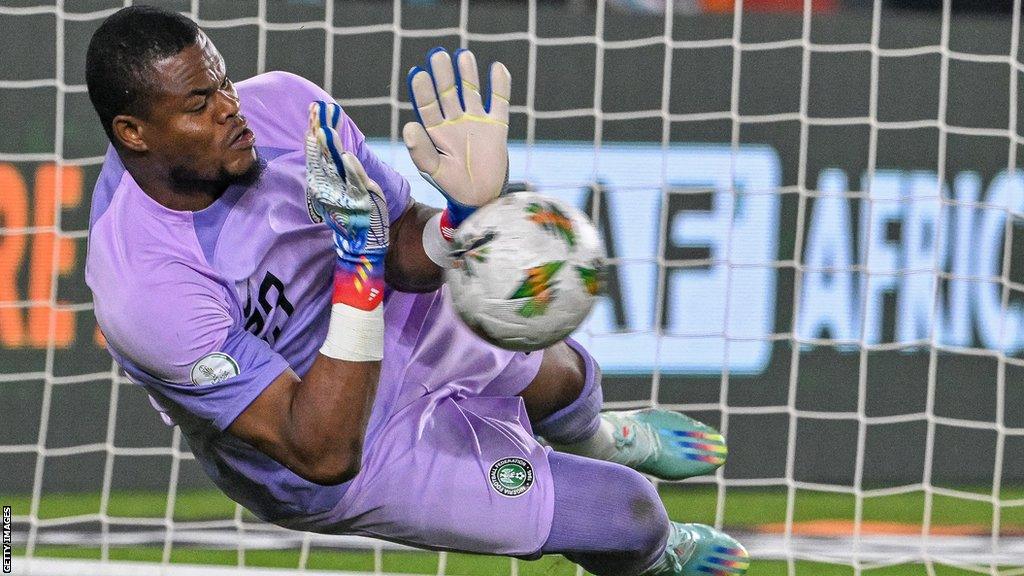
[86,5,201,144]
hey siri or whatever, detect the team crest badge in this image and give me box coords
[489,457,534,497]
[190,352,240,386]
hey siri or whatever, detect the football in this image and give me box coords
[445,192,606,352]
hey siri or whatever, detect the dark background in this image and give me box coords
[0,1,1021,495]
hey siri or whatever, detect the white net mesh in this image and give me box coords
[1,0,1024,575]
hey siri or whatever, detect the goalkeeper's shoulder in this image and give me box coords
[236,70,328,103]
[92,256,233,385]
[236,71,350,150]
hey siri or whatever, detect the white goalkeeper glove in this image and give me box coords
[402,47,511,240]
[306,101,389,262]
[305,100,389,361]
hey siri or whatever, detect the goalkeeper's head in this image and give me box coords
[86,6,260,198]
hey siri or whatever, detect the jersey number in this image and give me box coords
[244,272,294,344]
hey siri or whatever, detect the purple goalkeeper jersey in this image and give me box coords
[85,71,534,524]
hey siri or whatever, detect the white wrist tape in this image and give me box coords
[422,211,453,268]
[319,303,384,362]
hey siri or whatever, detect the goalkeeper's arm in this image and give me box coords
[385,200,448,293]
[226,103,387,486]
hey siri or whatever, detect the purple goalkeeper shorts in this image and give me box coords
[284,347,553,556]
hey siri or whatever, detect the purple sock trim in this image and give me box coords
[531,338,603,445]
[541,452,670,576]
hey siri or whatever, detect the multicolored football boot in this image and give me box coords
[643,523,750,576]
[601,408,728,480]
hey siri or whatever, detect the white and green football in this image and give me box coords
[445,192,606,352]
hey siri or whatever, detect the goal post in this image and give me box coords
[1,0,1023,575]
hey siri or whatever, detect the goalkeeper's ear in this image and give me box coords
[112,114,149,152]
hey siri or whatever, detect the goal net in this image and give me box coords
[1,0,1023,574]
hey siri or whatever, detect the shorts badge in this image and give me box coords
[489,457,534,498]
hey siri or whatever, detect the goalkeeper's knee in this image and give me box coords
[531,338,603,445]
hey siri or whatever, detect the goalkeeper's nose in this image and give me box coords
[215,88,242,124]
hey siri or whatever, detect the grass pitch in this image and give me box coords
[6,485,1023,575]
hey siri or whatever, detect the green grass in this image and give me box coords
[7,485,1024,525]
[6,485,1024,575]
[1,488,242,521]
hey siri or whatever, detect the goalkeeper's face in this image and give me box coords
[139,34,258,190]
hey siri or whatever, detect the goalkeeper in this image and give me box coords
[84,7,748,576]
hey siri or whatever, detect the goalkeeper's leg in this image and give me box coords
[542,452,748,576]
[524,340,729,481]
[541,451,669,574]
[310,387,743,576]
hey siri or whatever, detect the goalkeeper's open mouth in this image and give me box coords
[229,123,256,151]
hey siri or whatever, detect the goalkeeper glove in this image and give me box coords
[306,101,390,360]
[402,47,511,240]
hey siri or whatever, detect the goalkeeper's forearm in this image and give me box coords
[226,350,381,486]
[385,201,448,293]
